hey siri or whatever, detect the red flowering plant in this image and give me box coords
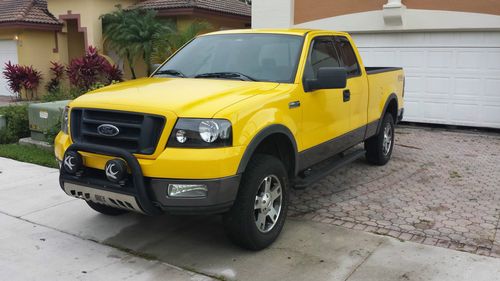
[46,61,65,92]
[3,62,23,97]
[2,61,42,100]
[66,46,123,93]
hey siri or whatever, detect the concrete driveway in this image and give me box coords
[1,126,500,281]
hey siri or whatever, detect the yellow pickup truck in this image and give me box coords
[55,29,404,250]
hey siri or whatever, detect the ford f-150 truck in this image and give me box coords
[55,29,404,250]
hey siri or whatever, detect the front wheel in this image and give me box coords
[365,114,395,165]
[223,154,289,250]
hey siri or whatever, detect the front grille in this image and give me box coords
[70,108,165,154]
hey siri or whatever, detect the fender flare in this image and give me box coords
[236,124,299,176]
[376,93,398,134]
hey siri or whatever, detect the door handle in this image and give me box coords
[289,101,301,109]
[343,89,350,102]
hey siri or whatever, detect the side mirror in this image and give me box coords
[304,67,347,92]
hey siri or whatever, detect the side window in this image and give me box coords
[335,37,361,77]
[303,37,341,81]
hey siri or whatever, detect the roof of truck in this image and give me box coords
[204,29,349,37]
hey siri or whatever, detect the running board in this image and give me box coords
[293,149,366,190]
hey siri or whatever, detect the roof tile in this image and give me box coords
[132,0,251,17]
[0,0,61,26]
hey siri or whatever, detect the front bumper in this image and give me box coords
[55,132,244,179]
[60,143,240,215]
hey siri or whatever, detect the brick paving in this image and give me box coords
[289,125,500,258]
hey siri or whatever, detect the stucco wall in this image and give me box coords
[0,29,62,98]
[48,0,136,50]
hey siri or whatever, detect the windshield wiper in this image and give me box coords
[154,69,186,77]
[194,72,258,81]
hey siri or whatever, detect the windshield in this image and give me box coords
[153,34,304,83]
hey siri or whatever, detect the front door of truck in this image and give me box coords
[299,36,351,168]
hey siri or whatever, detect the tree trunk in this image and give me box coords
[126,50,136,79]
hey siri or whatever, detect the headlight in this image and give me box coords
[61,106,69,134]
[168,118,232,148]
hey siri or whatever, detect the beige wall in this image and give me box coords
[48,0,136,50]
[0,28,63,98]
[66,19,85,61]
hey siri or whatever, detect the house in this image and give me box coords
[0,0,251,97]
[253,0,500,129]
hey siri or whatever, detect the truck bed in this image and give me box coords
[365,67,405,124]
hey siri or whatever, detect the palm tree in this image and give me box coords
[152,21,211,64]
[101,6,172,78]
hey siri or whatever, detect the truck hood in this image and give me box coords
[70,77,280,117]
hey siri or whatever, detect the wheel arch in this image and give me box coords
[377,93,398,134]
[236,124,299,178]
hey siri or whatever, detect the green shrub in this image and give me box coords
[45,118,61,145]
[41,88,73,102]
[0,104,30,144]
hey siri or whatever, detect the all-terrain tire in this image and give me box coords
[365,114,395,165]
[223,154,289,250]
[86,201,129,216]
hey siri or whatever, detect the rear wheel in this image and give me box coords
[365,114,395,165]
[86,201,128,216]
[223,154,288,250]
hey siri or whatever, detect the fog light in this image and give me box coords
[105,159,128,183]
[167,184,208,198]
[63,151,83,174]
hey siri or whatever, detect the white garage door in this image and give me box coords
[0,40,18,96]
[353,32,500,129]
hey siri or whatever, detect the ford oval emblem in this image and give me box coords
[97,124,120,137]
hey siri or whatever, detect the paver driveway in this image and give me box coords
[289,125,500,258]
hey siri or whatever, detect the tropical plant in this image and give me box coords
[152,21,211,64]
[46,61,65,93]
[2,62,42,100]
[66,46,123,92]
[2,62,23,97]
[101,6,172,77]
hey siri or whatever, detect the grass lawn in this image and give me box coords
[0,144,58,169]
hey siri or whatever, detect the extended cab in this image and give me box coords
[55,29,404,250]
